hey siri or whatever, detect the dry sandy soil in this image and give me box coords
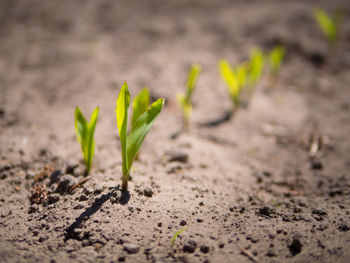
[1,0,350,262]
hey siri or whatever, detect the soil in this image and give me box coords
[1,0,350,262]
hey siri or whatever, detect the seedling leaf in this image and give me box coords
[313,8,337,45]
[75,106,99,173]
[177,64,201,125]
[247,48,265,88]
[219,59,247,108]
[185,64,201,103]
[116,81,130,180]
[127,98,164,175]
[131,88,150,128]
[268,45,285,78]
[171,228,187,247]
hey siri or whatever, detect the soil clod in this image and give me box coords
[183,240,197,253]
[123,243,140,254]
[288,238,302,256]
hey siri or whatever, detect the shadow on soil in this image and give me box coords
[64,187,130,241]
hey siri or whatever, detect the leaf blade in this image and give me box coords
[185,64,201,103]
[126,98,164,175]
[116,82,130,177]
[75,107,89,164]
[131,88,150,128]
[86,107,99,172]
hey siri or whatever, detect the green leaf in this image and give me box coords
[185,64,201,103]
[86,107,99,172]
[171,228,187,247]
[236,62,247,91]
[219,59,242,107]
[126,98,164,175]
[313,8,337,44]
[131,88,150,128]
[176,93,191,119]
[247,48,265,87]
[116,81,130,177]
[269,45,285,77]
[74,106,99,173]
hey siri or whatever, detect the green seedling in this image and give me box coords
[313,8,343,47]
[177,64,201,129]
[247,48,265,89]
[75,107,99,174]
[116,81,164,191]
[268,45,285,81]
[171,228,187,247]
[219,59,247,111]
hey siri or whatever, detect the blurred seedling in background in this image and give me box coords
[219,59,247,115]
[131,88,150,160]
[247,48,265,90]
[171,228,187,247]
[245,47,265,102]
[75,107,99,174]
[268,45,285,86]
[177,64,201,130]
[313,8,343,49]
[116,81,164,191]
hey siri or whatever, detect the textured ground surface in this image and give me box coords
[1,0,350,262]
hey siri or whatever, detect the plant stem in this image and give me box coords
[122,175,128,191]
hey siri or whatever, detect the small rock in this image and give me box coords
[25,170,35,180]
[55,175,77,194]
[47,194,60,204]
[49,170,61,185]
[200,245,209,253]
[83,187,94,196]
[258,206,274,217]
[166,163,183,174]
[123,243,139,254]
[0,172,8,180]
[266,249,276,257]
[79,194,88,201]
[167,151,188,163]
[73,204,84,210]
[311,158,323,170]
[73,166,86,177]
[197,218,203,223]
[339,223,350,232]
[110,191,122,204]
[144,188,153,197]
[288,238,302,256]
[66,160,79,175]
[180,220,187,226]
[82,239,90,247]
[183,240,196,253]
[312,209,327,216]
[28,204,39,214]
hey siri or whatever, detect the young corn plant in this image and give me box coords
[116,82,164,191]
[75,107,99,174]
[268,45,285,85]
[177,64,201,129]
[219,59,247,113]
[313,8,343,48]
